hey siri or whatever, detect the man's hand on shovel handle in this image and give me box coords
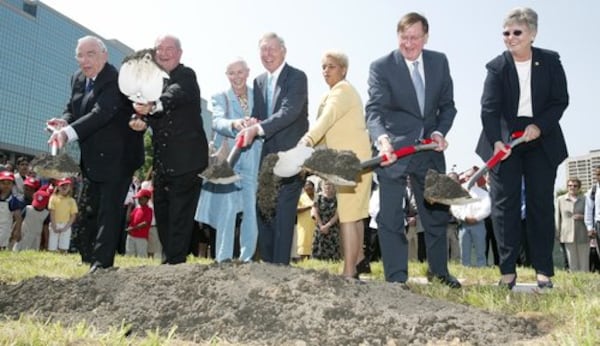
[431,133,448,152]
[377,136,396,166]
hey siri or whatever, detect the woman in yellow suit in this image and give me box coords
[300,51,372,280]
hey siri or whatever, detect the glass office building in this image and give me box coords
[0,0,133,160]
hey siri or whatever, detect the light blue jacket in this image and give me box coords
[194,87,263,261]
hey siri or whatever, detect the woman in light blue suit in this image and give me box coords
[195,58,262,262]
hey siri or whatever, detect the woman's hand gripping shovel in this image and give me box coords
[424,131,526,206]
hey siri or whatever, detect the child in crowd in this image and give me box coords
[13,190,50,251]
[312,180,341,261]
[125,189,153,257]
[0,171,25,250]
[22,176,41,205]
[48,178,78,253]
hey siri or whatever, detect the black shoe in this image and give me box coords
[498,274,517,290]
[88,264,101,275]
[537,279,553,289]
[394,282,410,291]
[356,258,371,274]
[426,271,462,289]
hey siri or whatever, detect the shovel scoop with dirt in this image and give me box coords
[274,139,438,186]
[424,131,526,205]
[30,127,80,180]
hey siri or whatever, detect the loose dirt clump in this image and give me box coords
[200,160,236,180]
[303,149,361,183]
[30,153,80,180]
[257,154,280,219]
[0,263,544,345]
[424,169,470,204]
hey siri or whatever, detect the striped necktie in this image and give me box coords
[85,79,95,94]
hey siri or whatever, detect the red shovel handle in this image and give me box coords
[466,131,525,189]
[361,138,437,169]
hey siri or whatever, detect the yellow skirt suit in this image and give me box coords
[304,80,372,223]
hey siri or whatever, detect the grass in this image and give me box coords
[0,251,599,345]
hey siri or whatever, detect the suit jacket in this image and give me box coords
[63,63,144,182]
[365,49,457,179]
[147,64,208,176]
[475,47,569,168]
[252,63,309,157]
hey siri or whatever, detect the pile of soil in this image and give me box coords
[200,161,236,181]
[424,169,470,204]
[0,263,544,345]
[30,152,80,180]
[303,149,361,183]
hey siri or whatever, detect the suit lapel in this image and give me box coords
[503,51,520,117]
[272,64,287,110]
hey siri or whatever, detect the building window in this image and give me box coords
[23,0,37,17]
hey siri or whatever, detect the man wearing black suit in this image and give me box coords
[366,13,460,288]
[132,35,208,265]
[47,36,144,271]
[238,32,309,265]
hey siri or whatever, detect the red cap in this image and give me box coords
[56,178,72,186]
[134,189,152,199]
[0,171,14,182]
[32,190,50,209]
[24,176,41,190]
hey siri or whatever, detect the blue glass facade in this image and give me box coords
[0,0,133,158]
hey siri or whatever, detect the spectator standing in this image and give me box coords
[556,178,588,271]
[48,178,78,253]
[296,179,316,260]
[13,190,50,251]
[312,180,340,261]
[125,189,153,258]
[0,172,25,250]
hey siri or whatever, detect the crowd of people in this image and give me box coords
[2,7,598,290]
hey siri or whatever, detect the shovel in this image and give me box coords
[30,126,81,180]
[425,131,526,205]
[199,135,244,184]
[275,139,438,186]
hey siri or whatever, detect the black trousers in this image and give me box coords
[154,170,202,264]
[77,176,131,267]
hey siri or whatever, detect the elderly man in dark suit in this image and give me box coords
[366,13,460,288]
[132,35,208,265]
[238,32,309,265]
[47,35,144,272]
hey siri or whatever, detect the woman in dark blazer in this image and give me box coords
[475,7,569,289]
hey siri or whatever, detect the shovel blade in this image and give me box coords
[199,173,241,185]
[426,196,480,206]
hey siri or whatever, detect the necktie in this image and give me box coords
[85,79,94,94]
[266,75,274,116]
[411,61,425,116]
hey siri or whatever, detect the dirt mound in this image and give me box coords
[0,263,541,345]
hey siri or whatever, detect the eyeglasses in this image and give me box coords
[502,30,523,37]
[400,35,425,43]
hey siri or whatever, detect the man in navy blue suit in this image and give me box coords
[366,13,460,288]
[238,32,309,265]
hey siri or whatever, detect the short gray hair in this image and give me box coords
[504,7,538,33]
[225,57,249,71]
[258,32,286,50]
[77,35,107,53]
[155,34,182,50]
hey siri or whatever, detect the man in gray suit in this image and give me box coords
[366,12,460,288]
[239,32,309,265]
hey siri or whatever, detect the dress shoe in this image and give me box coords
[537,279,554,289]
[356,258,371,274]
[498,274,517,290]
[426,271,462,289]
[87,264,101,275]
[394,282,410,291]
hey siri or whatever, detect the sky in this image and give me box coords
[42,0,600,190]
